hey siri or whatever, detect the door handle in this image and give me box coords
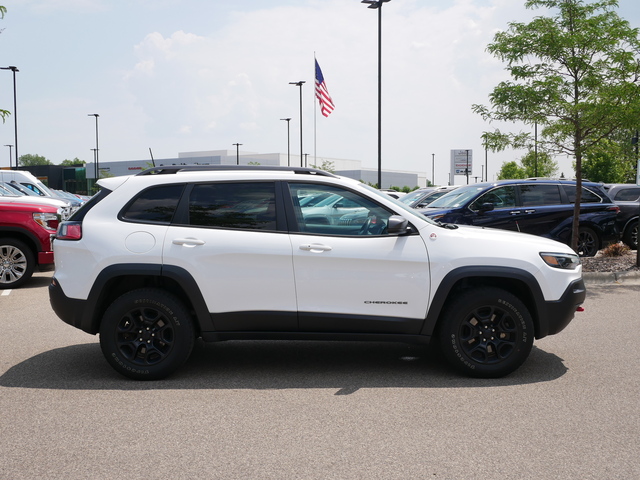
[524,209,536,214]
[299,243,332,253]
[172,238,206,247]
[509,211,522,215]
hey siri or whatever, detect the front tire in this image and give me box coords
[99,288,195,380]
[437,287,534,378]
[0,238,35,289]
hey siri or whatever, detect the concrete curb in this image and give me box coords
[583,272,640,285]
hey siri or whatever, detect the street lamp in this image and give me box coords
[289,81,305,167]
[361,0,390,188]
[88,114,99,178]
[1,66,19,168]
[4,144,12,169]
[232,143,242,165]
[280,118,291,166]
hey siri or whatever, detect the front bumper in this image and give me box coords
[536,278,586,339]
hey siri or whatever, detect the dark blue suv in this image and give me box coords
[418,179,619,256]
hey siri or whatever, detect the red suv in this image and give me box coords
[0,200,60,288]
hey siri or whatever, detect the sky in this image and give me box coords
[0,0,639,186]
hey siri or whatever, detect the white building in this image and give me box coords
[91,149,429,189]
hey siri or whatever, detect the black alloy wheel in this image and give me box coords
[0,238,35,289]
[438,287,534,378]
[99,288,195,380]
[577,227,599,257]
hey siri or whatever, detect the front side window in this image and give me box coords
[290,183,392,236]
[470,186,516,210]
[121,184,185,224]
[188,182,276,230]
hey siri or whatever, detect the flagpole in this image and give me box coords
[314,52,317,167]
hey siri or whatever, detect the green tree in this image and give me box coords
[497,161,527,179]
[311,160,335,173]
[60,158,86,166]
[520,151,558,178]
[497,151,557,179]
[581,138,633,182]
[473,0,640,252]
[19,154,53,166]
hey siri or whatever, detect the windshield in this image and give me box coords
[427,185,488,209]
[358,183,438,225]
[310,193,341,207]
[399,188,432,205]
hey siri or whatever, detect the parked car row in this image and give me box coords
[1,170,89,288]
[415,179,621,257]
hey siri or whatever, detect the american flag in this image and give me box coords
[315,59,335,117]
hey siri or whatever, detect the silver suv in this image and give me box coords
[49,166,586,380]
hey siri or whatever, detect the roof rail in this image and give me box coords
[136,164,337,177]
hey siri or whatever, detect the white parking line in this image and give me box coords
[1,290,11,296]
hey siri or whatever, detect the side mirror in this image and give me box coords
[478,202,494,212]
[387,215,410,234]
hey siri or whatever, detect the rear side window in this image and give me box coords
[188,182,276,230]
[613,187,640,201]
[121,184,185,224]
[520,184,563,206]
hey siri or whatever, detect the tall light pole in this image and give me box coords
[280,118,291,166]
[361,0,390,189]
[1,66,19,168]
[289,81,305,167]
[431,153,435,186]
[88,114,99,179]
[233,143,242,165]
[4,144,12,169]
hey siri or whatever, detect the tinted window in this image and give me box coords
[563,185,603,203]
[188,182,276,230]
[613,187,640,201]
[121,184,185,224]
[520,184,562,206]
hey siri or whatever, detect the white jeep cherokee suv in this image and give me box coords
[49,166,586,380]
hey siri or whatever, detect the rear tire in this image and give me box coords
[437,287,534,378]
[0,238,35,289]
[623,220,638,251]
[577,227,599,257]
[99,288,195,380]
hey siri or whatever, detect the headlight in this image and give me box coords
[540,252,580,270]
[33,212,60,231]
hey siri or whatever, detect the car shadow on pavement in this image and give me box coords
[0,340,567,393]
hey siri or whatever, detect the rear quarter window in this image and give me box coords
[68,188,111,222]
[562,185,603,203]
[120,184,185,224]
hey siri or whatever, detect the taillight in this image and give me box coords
[607,205,620,214]
[56,221,83,240]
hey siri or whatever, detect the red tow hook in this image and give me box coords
[576,306,585,312]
